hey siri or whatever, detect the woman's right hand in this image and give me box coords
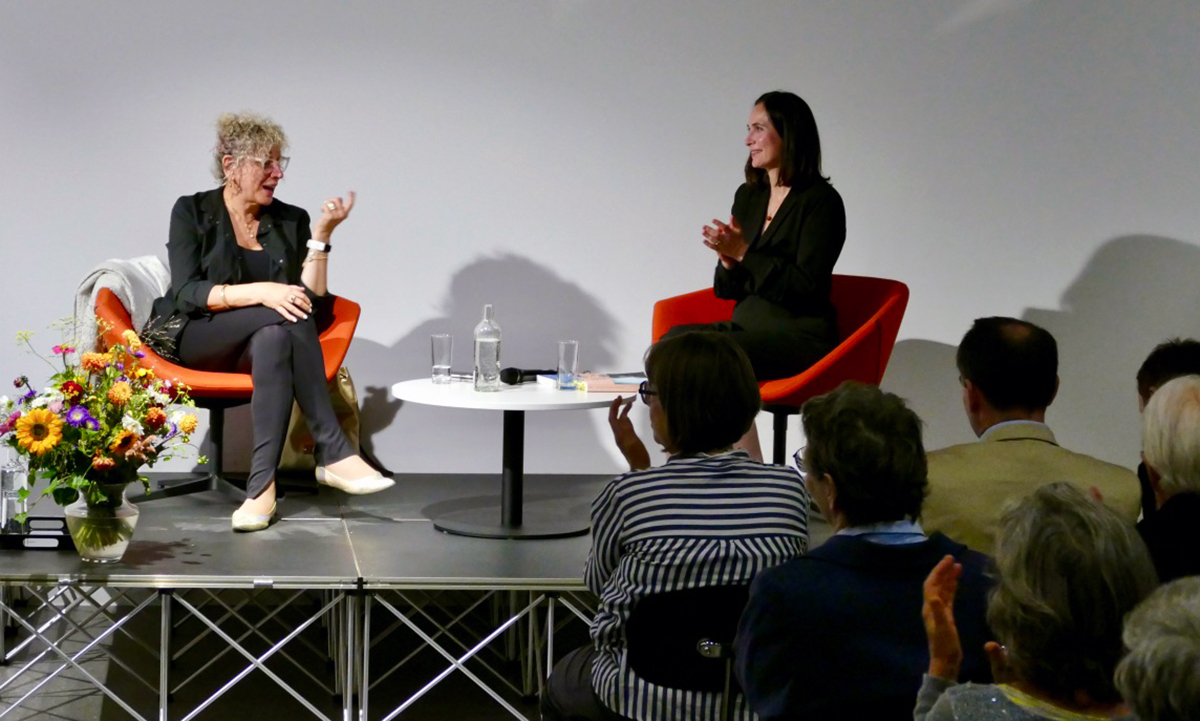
[922,555,964,681]
[258,283,312,322]
[609,397,651,471]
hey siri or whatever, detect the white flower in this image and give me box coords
[0,395,10,409]
[148,389,171,406]
[169,410,186,426]
[122,414,144,435]
[30,388,63,408]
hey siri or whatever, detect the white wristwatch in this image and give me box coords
[306,239,331,253]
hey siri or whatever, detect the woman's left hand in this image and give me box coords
[922,555,965,681]
[313,191,356,242]
[609,397,651,471]
[703,216,748,265]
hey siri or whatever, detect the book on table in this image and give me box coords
[536,372,646,392]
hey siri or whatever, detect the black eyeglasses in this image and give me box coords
[793,446,807,474]
[638,380,657,405]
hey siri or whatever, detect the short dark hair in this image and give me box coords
[988,483,1158,704]
[800,382,927,525]
[744,90,828,189]
[644,332,761,455]
[1136,338,1200,403]
[956,317,1058,412]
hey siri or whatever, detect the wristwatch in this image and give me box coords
[306,239,331,253]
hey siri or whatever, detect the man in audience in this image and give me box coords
[922,317,1139,552]
[1115,576,1200,721]
[1137,374,1200,582]
[735,382,993,720]
[1134,338,1200,520]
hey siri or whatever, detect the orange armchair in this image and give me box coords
[94,288,361,496]
[652,275,909,464]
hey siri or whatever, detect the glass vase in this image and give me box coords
[63,484,139,563]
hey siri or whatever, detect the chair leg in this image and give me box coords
[772,411,789,466]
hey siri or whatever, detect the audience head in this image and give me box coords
[799,382,927,528]
[1141,374,1200,501]
[212,112,288,184]
[1115,576,1200,721]
[1136,338,1200,408]
[643,332,761,456]
[956,317,1058,430]
[987,483,1158,706]
[744,90,826,189]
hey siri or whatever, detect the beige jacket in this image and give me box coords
[922,422,1140,553]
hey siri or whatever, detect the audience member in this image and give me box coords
[541,332,809,721]
[922,317,1140,552]
[1114,576,1200,721]
[916,483,1157,721]
[1134,338,1200,519]
[734,382,993,719]
[1138,374,1200,582]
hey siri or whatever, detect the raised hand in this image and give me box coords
[922,555,964,681]
[313,191,356,242]
[608,396,650,471]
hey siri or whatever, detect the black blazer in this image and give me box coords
[144,187,316,358]
[713,179,845,332]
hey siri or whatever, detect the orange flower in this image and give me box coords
[107,382,133,406]
[15,408,63,456]
[109,430,137,457]
[91,454,116,471]
[81,352,111,373]
[144,407,167,429]
[179,414,198,435]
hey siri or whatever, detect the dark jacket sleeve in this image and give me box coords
[713,184,754,301]
[734,566,796,721]
[166,195,216,314]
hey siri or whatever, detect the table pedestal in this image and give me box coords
[432,411,591,539]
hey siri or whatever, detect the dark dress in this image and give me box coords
[670,178,846,380]
[734,533,994,720]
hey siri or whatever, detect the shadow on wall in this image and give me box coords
[348,253,624,475]
[884,235,1200,468]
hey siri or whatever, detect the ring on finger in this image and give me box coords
[326,202,336,210]
[288,295,297,303]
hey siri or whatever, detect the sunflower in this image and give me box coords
[109,429,138,457]
[15,408,64,456]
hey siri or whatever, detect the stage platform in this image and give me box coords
[0,473,608,721]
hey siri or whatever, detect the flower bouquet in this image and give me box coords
[1,328,199,561]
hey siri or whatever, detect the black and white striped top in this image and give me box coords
[585,450,809,721]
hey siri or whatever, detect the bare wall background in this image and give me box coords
[2,0,1198,475]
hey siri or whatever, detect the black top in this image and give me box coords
[714,179,846,333]
[143,187,316,358]
[734,532,994,720]
[1138,492,1200,583]
[239,246,274,283]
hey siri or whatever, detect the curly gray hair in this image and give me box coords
[211,112,288,184]
[1115,576,1200,721]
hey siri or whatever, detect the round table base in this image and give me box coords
[433,507,590,540]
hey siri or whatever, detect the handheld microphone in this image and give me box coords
[500,367,556,385]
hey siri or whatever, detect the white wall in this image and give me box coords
[3,0,1198,475]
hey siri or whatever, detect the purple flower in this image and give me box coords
[134,351,146,359]
[65,405,97,429]
[19,389,36,404]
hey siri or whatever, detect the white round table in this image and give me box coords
[390,378,626,539]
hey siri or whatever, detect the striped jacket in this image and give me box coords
[585,450,809,721]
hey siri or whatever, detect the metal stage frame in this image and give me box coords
[0,473,605,721]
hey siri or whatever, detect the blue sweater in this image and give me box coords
[734,532,994,720]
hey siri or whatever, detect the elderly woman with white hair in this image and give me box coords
[1115,576,1200,721]
[145,112,391,532]
[1138,373,1200,582]
[916,483,1158,721]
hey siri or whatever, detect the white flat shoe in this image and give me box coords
[317,467,394,495]
[232,502,277,532]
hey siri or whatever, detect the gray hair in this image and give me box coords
[987,483,1158,703]
[210,112,288,183]
[1142,374,1200,497]
[1115,576,1200,721]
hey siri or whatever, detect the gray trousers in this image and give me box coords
[178,304,354,499]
